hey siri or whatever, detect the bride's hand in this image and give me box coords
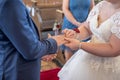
[64,37,80,50]
[62,29,77,38]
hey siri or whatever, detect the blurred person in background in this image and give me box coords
[62,0,95,61]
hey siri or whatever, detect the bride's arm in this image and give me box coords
[81,35,120,57]
[65,34,120,57]
[77,22,92,40]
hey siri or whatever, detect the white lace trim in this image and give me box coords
[111,12,120,39]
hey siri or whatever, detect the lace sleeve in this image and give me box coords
[111,12,120,39]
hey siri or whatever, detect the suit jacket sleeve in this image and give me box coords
[0,0,57,60]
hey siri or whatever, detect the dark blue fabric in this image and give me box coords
[0,0,7,15]
[0,0,57,80]
[62,0,91,30]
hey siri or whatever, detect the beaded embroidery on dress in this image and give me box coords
[58,1,120,80]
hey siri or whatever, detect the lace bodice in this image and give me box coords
[85,1,120,72]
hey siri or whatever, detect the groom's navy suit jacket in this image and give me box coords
[0,0,57,80]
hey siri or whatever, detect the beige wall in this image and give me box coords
[23,0,63,39]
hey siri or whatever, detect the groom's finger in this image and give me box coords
[48,33,52,38]
[64,38,72,42]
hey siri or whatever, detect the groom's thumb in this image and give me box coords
[64,38,72,42]
[48,33,52,38]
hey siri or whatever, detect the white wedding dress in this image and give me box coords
[58,1,120,80]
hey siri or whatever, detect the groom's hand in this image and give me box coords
[62,29,77,38]
[42,54,57,61]
[48,33,68,46]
